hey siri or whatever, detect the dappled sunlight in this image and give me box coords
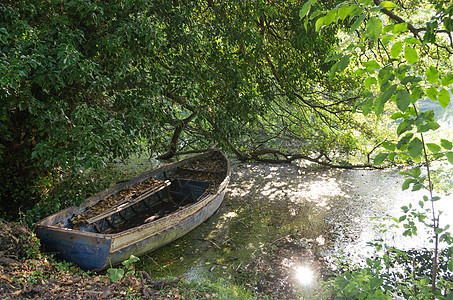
[315,235,326,246]
[142,161,453,299]
[228,181,253,197]
[302,177,346,201]
[205,211,240,241]
[231,163,350,209]
[260,181,288,199]
[221,211,238,219]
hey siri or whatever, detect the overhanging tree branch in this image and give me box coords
[158,111,198,160]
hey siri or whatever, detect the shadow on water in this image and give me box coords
[136,160,453,299]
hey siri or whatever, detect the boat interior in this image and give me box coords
[64,155,227,234]
[71,177,211,234]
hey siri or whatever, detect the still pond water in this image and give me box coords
[133,160,452,298]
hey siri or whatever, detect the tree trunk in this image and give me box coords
[158,112,198,160]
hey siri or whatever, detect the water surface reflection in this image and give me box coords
[138,160,452,298]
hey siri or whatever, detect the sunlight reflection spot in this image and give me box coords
[222,211,237,219]
[295,266,314,286]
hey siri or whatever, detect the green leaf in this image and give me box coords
[404,37,422,46]
[411,87,422,103]
[391,112,404,120]
[383,24,394,33]
[426,143,441,152]
[304,16,309,30]
[402,229,411,236]
[108,268,125,282]
[361,97,374,115]
[446,152,453,164]
[441,74,453,86]
[350,6,364,17]
[329,55,350,80]
[366,17,383,42]
[316,16,328,31]
[396,89,411,112]
[397,121,413,137]
[402,178,414,190]
[365,77,377,89]
[363,60,381,72]
[378,67,395,90]
[407,137,423,158]
[412,183,422,191]
[404,46,418,64]
[337,55,350,73]
[374,98,385,116]
[426,66,439,84]
[338,5,357,20]
[350,14,366,32]
[419,121,440,133]
[393,23,408,34]
[388,152,397,161]
[374,153,388,165]
[329,61,339,80]
[400,75,422,85]
[390,41,403,58]
[382,142,396,151]
[375,84,396,115]
[370,277,382,289]
[381,35,394,45]
[426,87,438,101]
[299,0,312,19]
[379,1,398,9]
[424,21,438,44]
[122,255,140,267]
[383,84,397,100]
[438,88,450,108]
[396,64,410,76]
[324,9,337,26]
[441,139,453,150]
[412,166,421,177]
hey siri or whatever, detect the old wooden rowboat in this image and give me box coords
[34,150,230,270]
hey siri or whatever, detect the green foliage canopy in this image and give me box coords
[1,0,353,219]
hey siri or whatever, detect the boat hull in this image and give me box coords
[109,189,226,269]
[34,151,230,270]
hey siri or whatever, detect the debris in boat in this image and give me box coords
[144,215,159,223]
[70,178,167,228]
[69,152,227,230]
[173,153,227,184]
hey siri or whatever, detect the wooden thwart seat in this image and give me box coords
[85,180,171,225]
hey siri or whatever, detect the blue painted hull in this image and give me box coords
[34,227,112,270]
[34,151,230,270]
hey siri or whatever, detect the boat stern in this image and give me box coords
[35,226,112,271]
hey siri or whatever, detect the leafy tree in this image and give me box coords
[1,0,169,218]
[301,0,453,297]
[1,0,370,220]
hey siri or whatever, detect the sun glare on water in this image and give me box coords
[295,266,314,286]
